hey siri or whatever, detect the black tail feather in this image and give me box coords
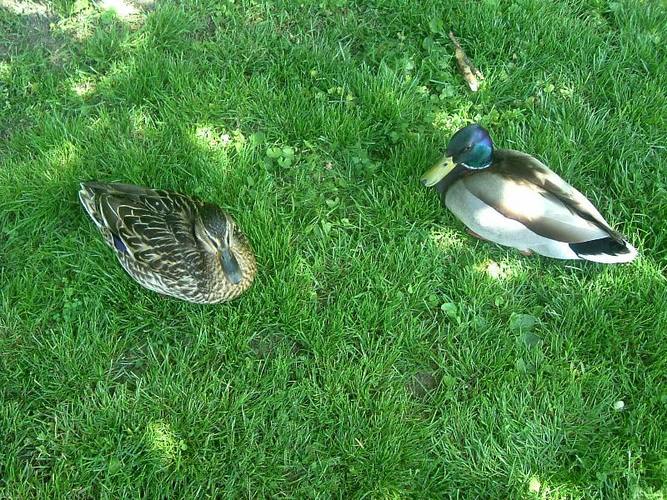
[569,237,638,264]
[570,237,628,256]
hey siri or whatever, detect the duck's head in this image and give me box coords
[195,205,244,285]
[421,124,494,187]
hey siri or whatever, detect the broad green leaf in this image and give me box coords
[509,313,537,332]
[520,331,543,347]
[266,146,282,158]
[250,132,265,145]
[428,17,444,33]
[440,302,458,318]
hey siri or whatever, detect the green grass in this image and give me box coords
[1,0,666,497]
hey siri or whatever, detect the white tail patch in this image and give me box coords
[578,241,638,264]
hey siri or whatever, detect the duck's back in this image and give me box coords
[79,182,218,302]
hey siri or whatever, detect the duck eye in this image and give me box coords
[463,145,472,152]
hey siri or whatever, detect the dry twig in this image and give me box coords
[448,31,484,92]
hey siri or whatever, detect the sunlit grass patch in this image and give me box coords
[475,259,520,281]
[144,421,186,465]
[98,0,140,20]
[428,226,467,252]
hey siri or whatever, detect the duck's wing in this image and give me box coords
[486,149,624,242]
[79,182,200,271]
[459,170,610,244]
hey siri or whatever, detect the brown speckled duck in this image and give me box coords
[79,182,256,303]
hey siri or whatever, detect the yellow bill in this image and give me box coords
[420,156,456,187]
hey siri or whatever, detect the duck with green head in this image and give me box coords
[421,124,637,263]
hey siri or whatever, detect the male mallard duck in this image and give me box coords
[421,124,637,263]
[79,182,256,303]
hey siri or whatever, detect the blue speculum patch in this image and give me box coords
[112,235,127,253]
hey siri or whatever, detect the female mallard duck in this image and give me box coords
[79,182,256,303]
[421,124,637,263]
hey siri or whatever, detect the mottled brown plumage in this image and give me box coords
[79,182,256,303]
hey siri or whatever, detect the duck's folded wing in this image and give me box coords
[493,149,623,241]
[96,193,198,272]
[462,171,610,244]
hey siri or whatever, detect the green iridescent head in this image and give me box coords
[421,124,494,187]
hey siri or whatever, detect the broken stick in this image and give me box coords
[448,31,484,92]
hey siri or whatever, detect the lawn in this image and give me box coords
[1,0,666,497]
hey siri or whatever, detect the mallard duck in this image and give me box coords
[421,124,637,263]
[79,182,256,303]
